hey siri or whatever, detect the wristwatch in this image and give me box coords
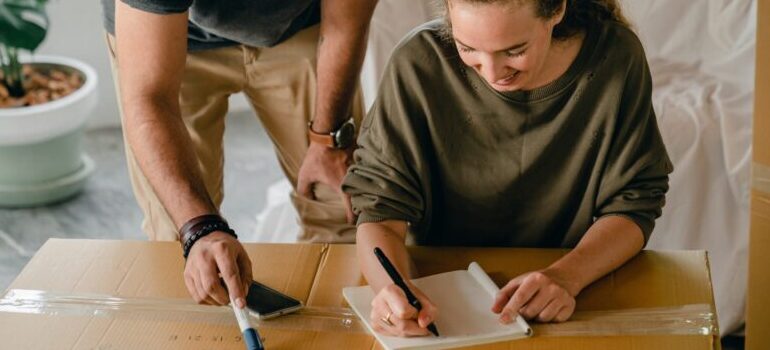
[307,118,356,149]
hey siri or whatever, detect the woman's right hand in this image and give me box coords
[369,283,438,337]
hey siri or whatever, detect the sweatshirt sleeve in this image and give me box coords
[594,43,674,244]
[342,49,429,226]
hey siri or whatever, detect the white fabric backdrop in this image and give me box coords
[622,1,755,335]
[248,0,755,336]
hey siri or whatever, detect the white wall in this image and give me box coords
[36,0,251,129]
[36,0,119,128]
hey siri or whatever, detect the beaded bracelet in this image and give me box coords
[179,214,223,242]
[179,216,238,258]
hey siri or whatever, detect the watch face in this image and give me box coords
[334,122,355,149]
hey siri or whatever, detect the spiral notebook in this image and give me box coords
[343,262,533,350]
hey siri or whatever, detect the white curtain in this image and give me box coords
[622,0,755,335]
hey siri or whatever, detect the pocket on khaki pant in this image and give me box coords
[289,184,356,243]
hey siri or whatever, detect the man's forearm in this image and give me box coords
[123,101,218,230]
[311,1,377,133]
[545,215,645,296]
[115,4,212,232]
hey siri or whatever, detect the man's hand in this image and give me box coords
[492,269,577,323]
[299,0,376,226]
[183,231,253,307]
[297,141,355,223]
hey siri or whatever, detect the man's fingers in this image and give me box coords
[237,251,253,299]
[297,174,315,199]
[184,274,204,304]
[198,263,229,305]
[342,193,355,224]
[193,273,218,305]
[215,249,244,305]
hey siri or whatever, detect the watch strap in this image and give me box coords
[307,121,336,147]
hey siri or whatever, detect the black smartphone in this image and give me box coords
[244,280,303,319]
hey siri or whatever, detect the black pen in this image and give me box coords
[373,247,440,337]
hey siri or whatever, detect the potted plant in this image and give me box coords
[0,0,97,207]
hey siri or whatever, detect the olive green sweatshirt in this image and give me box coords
[343,20,673,248]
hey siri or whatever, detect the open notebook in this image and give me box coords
[343,262,533,350]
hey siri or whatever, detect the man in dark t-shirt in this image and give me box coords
[101,0,377,309]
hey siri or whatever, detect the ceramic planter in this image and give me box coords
[0,55,97,207]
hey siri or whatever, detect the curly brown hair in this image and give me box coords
[435,0,630,41]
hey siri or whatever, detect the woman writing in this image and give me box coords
[343,0,672,337]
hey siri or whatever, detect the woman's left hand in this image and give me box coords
[491,269,577,323]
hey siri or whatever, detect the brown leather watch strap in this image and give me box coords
[307,127,335,147]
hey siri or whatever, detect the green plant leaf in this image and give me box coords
[0,0,49,52]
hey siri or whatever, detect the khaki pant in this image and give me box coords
[106,25,362,243]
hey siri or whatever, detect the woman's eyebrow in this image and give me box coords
[455,38,528,52]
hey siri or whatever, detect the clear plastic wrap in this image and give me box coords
[0,289,717,337]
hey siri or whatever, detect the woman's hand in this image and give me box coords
[370,283,438,337]
[492,269,577,323]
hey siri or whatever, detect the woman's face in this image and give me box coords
[449,1,563,92]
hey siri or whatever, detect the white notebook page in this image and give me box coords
[343,262,532,350]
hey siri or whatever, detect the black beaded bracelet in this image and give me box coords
[182,221,237,258]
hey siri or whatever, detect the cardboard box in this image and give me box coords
[0,239,326,349]
[312,245,720,349]
[1,239,719,349]
[747,1,770,349]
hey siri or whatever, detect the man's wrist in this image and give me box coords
[178,214,222,240]
[179,214,237,258]
[309,122,332,135]
[309,115,346,134]
[308,118,356,149]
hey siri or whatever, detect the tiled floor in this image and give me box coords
[0,111,285,290]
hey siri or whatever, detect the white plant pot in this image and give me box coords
[0,55,98,207]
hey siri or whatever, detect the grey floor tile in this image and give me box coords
[0,111,284,291]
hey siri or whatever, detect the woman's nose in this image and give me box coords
[477,55,511,83]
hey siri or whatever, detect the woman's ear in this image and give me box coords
[551,0,567,26]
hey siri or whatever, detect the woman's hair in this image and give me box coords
[435,0,630,41]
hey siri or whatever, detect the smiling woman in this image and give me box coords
[435,0,628,92]
[343,0,673,339]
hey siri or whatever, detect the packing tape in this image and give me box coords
[0,289,717,337]
[754,162,770,196]
[0,289,363,334]
[531,304,716,336]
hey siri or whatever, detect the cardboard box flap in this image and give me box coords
[8,239,325,302]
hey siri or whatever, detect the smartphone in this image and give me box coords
[244,280,303,319]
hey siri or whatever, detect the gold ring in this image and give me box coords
[380,311,394,327]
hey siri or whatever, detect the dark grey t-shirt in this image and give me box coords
[101,0,320,51]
